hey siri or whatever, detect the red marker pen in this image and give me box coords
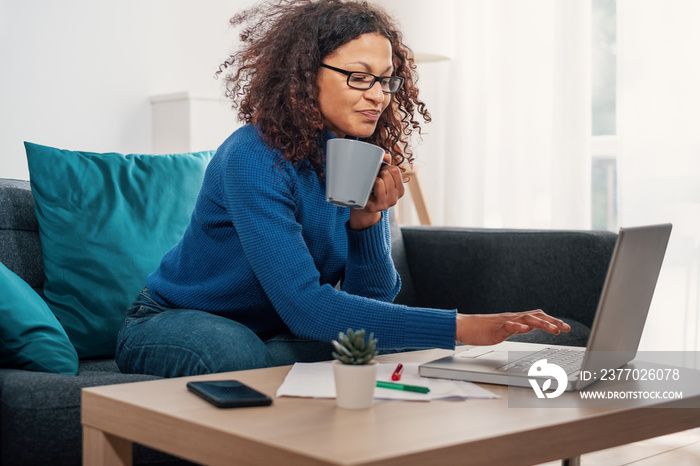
[391,363,404,381]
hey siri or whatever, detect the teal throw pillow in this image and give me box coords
[25,142,213,358]
[0,262,79,374]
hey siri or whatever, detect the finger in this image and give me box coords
[386,164,405,199]
[516,315,560,334]
[503,321,531,335]
[517,314,570,335]
[556,319,571,331]
[379,169,399,205]
[366,177,387,210]
[374,176,387,199]
[373,167,402,209]
[518,310,571,332]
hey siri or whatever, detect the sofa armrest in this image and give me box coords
[398,226,617,328]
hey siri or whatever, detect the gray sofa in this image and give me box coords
[0,177,617,465]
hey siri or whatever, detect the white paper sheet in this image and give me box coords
[276,362,499,401]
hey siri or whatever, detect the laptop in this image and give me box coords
[419,223,673,392]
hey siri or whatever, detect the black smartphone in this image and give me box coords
[186,380,273,408]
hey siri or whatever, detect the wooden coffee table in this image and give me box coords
[82,349,700,466]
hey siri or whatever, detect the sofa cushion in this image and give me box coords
[0,360,188,466]
[25,143,213,358]
[400,227,616,330]
[0,261,78,375]
[388,208,416,306]
[0,179,43,294]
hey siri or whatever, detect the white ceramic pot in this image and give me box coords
[332,361,378,409]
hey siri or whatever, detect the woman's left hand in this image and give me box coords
[348,153,404,230]
[455,310,572,346]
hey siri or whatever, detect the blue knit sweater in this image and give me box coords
[147,125,456,349]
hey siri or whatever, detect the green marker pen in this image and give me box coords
[376,381,430,394]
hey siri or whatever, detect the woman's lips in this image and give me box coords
[358,110,381,121]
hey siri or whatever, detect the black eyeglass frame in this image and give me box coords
[320,64,404,94]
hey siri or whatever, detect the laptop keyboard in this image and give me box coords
[498,348,585,375]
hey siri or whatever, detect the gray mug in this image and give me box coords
[325,139,385,209]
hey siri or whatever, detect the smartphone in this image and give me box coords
[186,380,273,408]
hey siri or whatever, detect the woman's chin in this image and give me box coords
[347,125,378,139]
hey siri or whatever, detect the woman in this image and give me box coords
[116,0,569,378]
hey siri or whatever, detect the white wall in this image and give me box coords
[0,0,252,180]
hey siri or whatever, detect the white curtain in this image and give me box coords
[618,0,700,351]
[380,0,700,351]
[387,0,591,229]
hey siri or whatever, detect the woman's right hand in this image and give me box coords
[347,153,404,230]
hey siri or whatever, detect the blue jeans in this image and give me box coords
[115,289,335,378]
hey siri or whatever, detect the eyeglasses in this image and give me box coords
[320,64,404,94]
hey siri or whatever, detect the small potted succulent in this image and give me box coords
[332,328,379,409]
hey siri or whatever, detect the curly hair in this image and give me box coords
[217,0,431,178]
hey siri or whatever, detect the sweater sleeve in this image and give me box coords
[222,142,456,350]
[341,212,401,302]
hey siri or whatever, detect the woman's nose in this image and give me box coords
[364,81,385,103]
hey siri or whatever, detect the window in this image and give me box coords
[591,0,617,231]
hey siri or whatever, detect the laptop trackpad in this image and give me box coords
[473,351,509,366]
[457,347,509,367]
